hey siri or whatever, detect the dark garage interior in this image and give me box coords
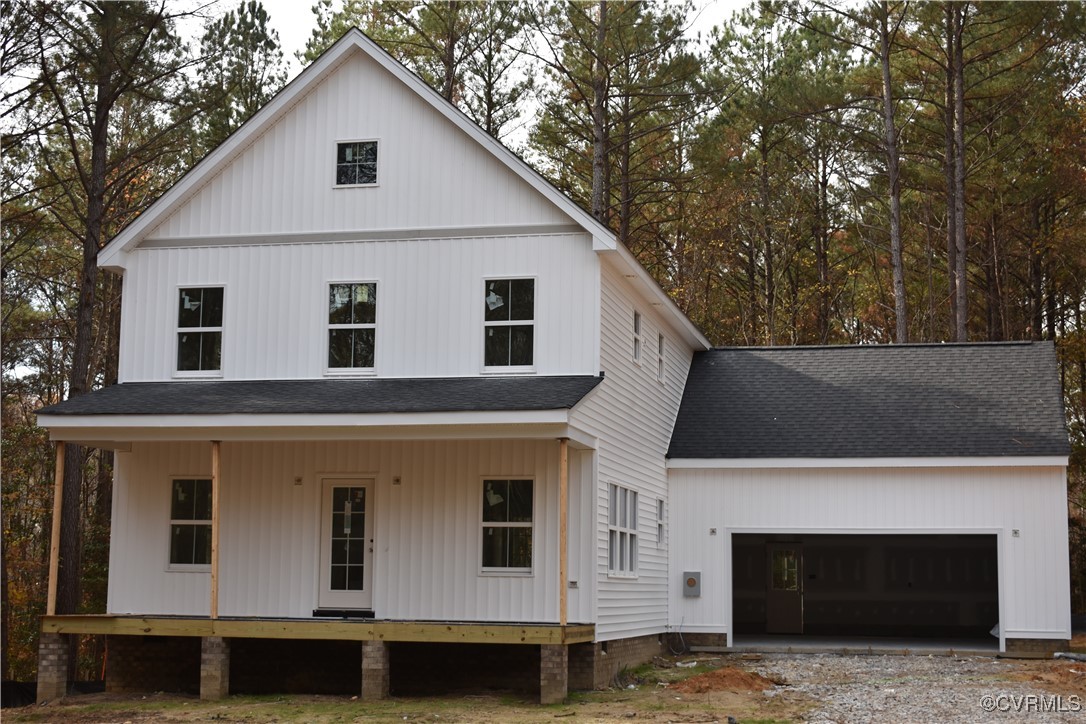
[732,533,999,639]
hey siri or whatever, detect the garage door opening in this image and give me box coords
[732,534,999,643]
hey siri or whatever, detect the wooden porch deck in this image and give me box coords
[41,614,595,645]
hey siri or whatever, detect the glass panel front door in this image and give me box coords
[319,478,373,610]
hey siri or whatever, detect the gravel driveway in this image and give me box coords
[752,653,1084,722]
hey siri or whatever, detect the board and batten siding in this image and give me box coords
[118,233,597,381]
[108,439,593,623]
[145,51,571,241]
[668,465,1072,642]
[569,260,696,640]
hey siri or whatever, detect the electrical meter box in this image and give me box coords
[682,571,701,597]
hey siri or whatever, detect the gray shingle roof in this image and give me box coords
[667,342,1069,459]
[37,376,602,416]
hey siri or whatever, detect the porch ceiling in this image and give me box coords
[41,615,595,645]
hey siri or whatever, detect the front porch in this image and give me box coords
[39,615,594,703]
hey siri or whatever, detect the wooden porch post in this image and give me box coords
[46,441,66,616]
[210,440,221,620]
[558,438,569,627]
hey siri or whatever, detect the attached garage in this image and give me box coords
[732,533,998,639]
[666,343,1071,654]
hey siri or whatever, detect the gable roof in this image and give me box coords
[667,342,1069,459]
[99,29,614,266]
[36,376,602,417]
[96,28,708,350]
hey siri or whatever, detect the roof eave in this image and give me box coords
[666,455,1070,469]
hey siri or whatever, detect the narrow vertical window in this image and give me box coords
[632,311,642,363]
[335,141,378,186]
[169,478,212,566]
[481,479,533,571]
[484,278,534,368]
[608,483,639,576]
[328,282,377,370]
[657,333,665,382]
[657,498,665,546]
[177,287,223,373]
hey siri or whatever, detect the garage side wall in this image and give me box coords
[667,465,1071,643]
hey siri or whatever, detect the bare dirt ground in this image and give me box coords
[6,652,1085,723]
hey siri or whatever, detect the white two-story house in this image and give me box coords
[35,29,1071,704]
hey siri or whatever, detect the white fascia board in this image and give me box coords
[38,409,568,431]
[98,29,615,269]
[38,413,594,446]
[601,246,710,350]
[667,456,1069,469]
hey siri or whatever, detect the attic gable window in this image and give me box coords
[335,140,378,186]
[176,287,223,374]
[484,278,534,369]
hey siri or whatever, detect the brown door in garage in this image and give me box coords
[766,543,803,634]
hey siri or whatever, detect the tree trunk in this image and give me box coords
[759,132,776,345]
[618,85,631,246]
[441,1,460,102]
[880,2,907,343]
[590,0,609,225]
[815,145,831,344]
[944,2,959,339]
[952,2,968,341]
[1029,203,1044,341]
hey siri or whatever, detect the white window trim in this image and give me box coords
[165,475,212,572]
[607,483,639,578]
[332,138,381,188]
[478,476,535,577]
[324,279,379,377]
[656,332,666,383]
[173,284,224,379]
[632,311,642,365]
[481,276,536,375]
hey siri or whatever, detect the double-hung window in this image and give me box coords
[484,278,534,369]
[328,282,377,371]
[632,311,642,363]
[169,478,212,567]
[608,483,638,576]
[335,140,378,186]
[177,287,223,373]
[481,479,533,572]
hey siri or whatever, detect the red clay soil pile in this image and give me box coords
[671,666,779,694]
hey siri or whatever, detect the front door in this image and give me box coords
[318,478,374,610]
[766,543,803,634]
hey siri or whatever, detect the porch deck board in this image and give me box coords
[41,615,594,645]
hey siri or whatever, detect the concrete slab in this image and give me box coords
[693,634,999,657]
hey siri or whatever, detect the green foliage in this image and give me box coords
[303,0,533,140]
[190,1,288,157]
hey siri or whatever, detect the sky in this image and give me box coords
[251,0,751,78]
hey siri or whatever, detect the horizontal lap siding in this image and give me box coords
[108,439,592,623]
[118,233,596,381]
[570,262,695,640]
[668,466,1071,639]
[148,52,570,240]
